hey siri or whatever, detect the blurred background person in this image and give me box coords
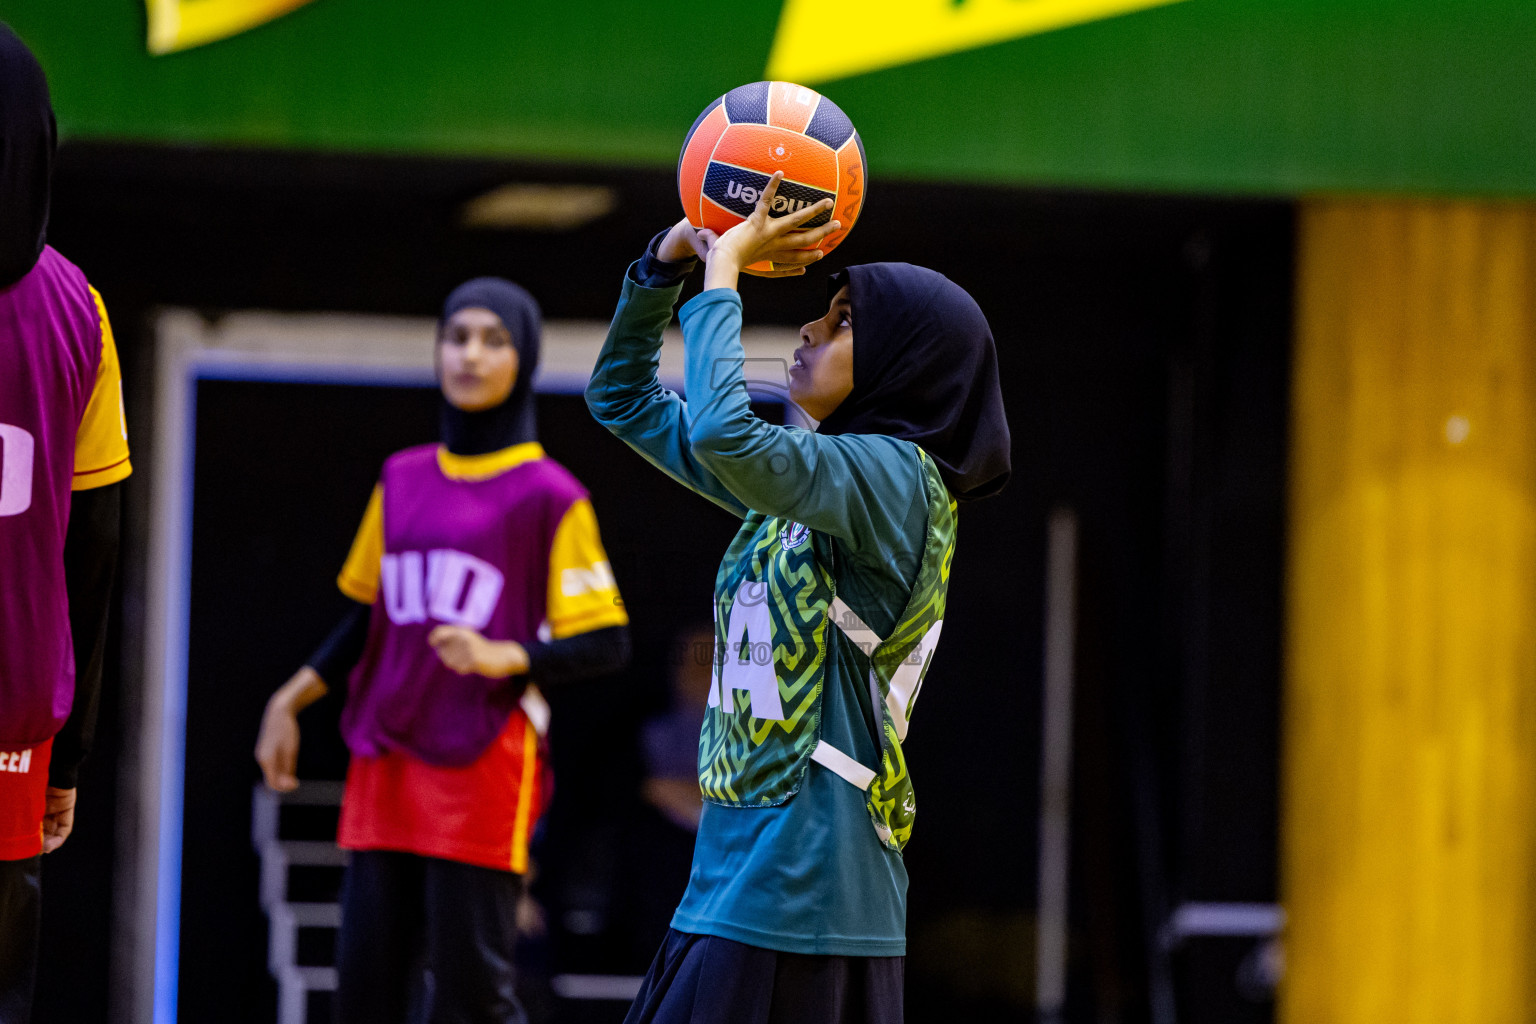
[253,278,631,1024]
[0,24,131,1024]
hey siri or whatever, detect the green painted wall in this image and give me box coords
[4,0,1533,195]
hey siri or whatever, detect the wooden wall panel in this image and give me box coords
[1284,200,1536,1023]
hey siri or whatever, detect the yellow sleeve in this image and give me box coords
[546,498,628,639]
[337,484,384,604]
[72,287,132,491]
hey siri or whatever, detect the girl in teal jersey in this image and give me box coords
[588,174,1009,1024]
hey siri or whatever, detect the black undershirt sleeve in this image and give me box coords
[632,228,698,288]
[50,482,122,790]
[524,624,631,689]
[306,599,372,688]
[305,607,628,696]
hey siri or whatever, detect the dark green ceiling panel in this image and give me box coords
[4,0,1533,195]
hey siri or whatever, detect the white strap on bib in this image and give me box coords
[810,740,876,791]
[820,597,898,844]
[830,596,884,651]
[819,597,885,792]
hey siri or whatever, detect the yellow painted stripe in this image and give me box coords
[146,0,318,55]
[767,0,1189,84]
[508,721,538,875]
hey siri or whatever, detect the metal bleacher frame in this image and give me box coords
[251,781,348,1024]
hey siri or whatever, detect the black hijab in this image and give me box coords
[437,278,542,455]
[818,263,1011,501]
[0,24,55,290]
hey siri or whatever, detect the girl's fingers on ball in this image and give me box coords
[798,199,835,225]
[806,219,842,242]
[768,250,822,267]
[777,198,834,232]
[755,172,784,213]
[782,218,840,245]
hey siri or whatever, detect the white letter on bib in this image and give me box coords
[428,550,505,631]
[0,424,36,517]
[712,581,784,720]
[381,551,427,625]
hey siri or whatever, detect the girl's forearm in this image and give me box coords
[702,244,744,293]
[274,666,329,715]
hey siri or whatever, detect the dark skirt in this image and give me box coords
[622,928,904,1024]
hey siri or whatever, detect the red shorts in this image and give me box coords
[0,739,51,861]
[338,711,549,874]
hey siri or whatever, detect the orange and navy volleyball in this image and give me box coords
[678,82,867,268]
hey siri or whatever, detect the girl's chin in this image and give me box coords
[446,392,503,412]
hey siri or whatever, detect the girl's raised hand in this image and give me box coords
[703,172,841,290]
[657,218,708,264]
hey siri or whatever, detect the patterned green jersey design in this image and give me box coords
[698,514,835,806]
[858,453,958,852]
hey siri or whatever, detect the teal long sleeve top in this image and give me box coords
[586,265,934,955]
